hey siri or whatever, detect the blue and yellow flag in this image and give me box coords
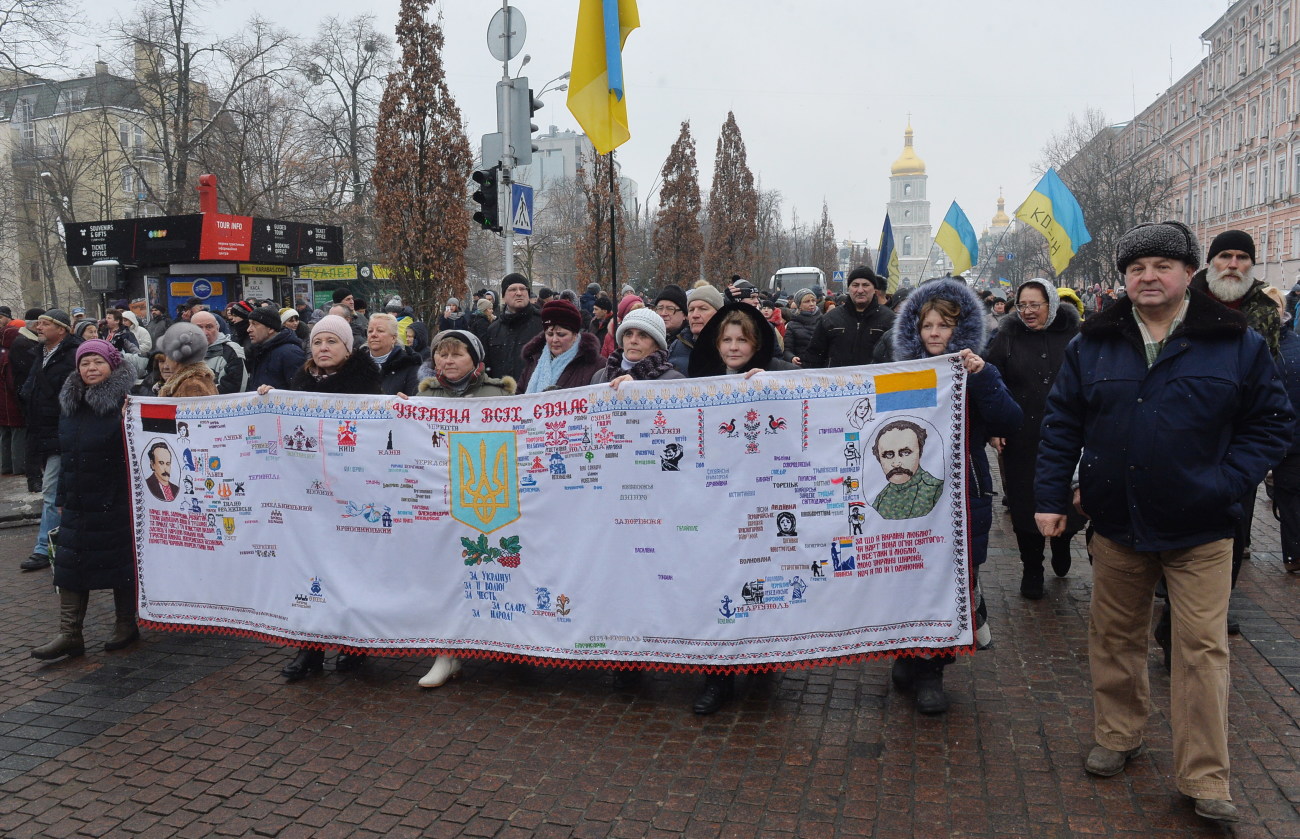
[1015,169,1091,275]
[874,368,938,412]
[567,0,640,156]
[875,215,901,294]
[933,202,979,275]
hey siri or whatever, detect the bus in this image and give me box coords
[766,267,827,300]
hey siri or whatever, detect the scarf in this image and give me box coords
[1132,291,1190,368]
[437,363,484,395]
[604,348,675,381]
[526,340,580,393]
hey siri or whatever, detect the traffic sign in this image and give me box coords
[511,183,534,236]
[832,270,846,283]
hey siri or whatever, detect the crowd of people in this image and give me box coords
[11,222,1300,823]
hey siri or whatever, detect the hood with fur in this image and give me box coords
[59,360,135,417]
[689,302,778,377]
[891,278,988,361]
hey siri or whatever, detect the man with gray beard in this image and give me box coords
[1192,230,1281,358]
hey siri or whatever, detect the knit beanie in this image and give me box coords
[39,309,72,331]
[1206,229,1256,263]
[501,272,530,295]
[76,338,123,370]
[431,329,484,366]
[847,265,880,285]
[686,285,724,311]
[791,288,816,307]
[616,308,669,351]
[1114,220,1200,273]
[652,284,689,312]
[280,308,299,324]
[617,294,645,320]
[540,299,583,334]
[229,300,255,319]
[310,314,353,352]
[331,287,353,304]
[156,322,209,366]
[247,307,282,331]
[73,320,97,340]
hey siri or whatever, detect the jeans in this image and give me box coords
[1089,533,1232,799]
[33,454,60,557]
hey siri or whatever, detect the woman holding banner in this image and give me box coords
[257,314,383,682]
[889,279,1022,715]
[685,301,795,714]
[31,339,139,661]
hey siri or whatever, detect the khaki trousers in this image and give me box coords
[1089,534,1232,800]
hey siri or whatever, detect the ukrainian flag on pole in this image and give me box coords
[1015,169,1091,275]
[875,215,901,293]
[934,202,979,275]
[568,0,640,156]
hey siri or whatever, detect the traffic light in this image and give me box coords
[472,166,502,233]
[500,77,543,166]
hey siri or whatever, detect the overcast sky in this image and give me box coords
[80,0,1232,246]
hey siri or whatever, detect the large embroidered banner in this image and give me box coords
[125,356,971,672]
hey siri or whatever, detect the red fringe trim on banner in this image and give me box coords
[136,620,976,674]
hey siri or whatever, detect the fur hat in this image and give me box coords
[1207,229,1256,263]
[1115,220,1200,273]
[75,338,123,370]
[616,307,669,351]
[540,299,583,334]
[156,322,209,366]
[686,285,724,312]
[247,307,282,331]
[431,329,484,366]
[310,314,353,351]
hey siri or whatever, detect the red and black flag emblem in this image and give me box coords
[140,403,177,435]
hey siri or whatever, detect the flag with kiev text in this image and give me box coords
[1015,169,1091,275]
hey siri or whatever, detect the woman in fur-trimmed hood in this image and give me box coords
[887,279,1022,716]
[31,340,140,663]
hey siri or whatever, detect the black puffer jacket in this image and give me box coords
[370,344,423,396]
[23,333,82,463]
[484,305,543,382]
[801,298,894,368]
[783,309,821,361]
[289,347,383,396]
[688,303,798,378]
[246,328,305,391]
[52,362,135,591]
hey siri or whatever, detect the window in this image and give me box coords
[54,87,85,114]
[902,235,913,257]
[121,167,135,194]
[14,96,34,148]
[903,209,911,220]
[119,121,144,151]
[1248,168,1256,205]
[1293,226,1300,259]
[1278,157,1287,196]
[1235,173,1244,209]
[1249,104,1258,137]
[903,183,911,198]
[1263,163,1270,202]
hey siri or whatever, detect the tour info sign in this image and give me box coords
[124,356,972,672]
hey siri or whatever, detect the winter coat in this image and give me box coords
[893,279,1024,566]
[52,362,136,591]
[9,327,39,398]
[666,330,697,375]
[484,305,543,382]
[1036,290,1293,552]
[517,331,606,392]
[1191,270,1282,358]
[1276,328,1300,458]
[417,367,517,399]
[288,347,383,396]
[158,362,217,398]
[590,348,688,383]
[688,302,799,378]
[0,325,26,427]
[984,300,1081,534]
[245,328,306,391]
[147,316,173,346]
[801,296,895,368]
[23,334,82,463]
[368,343,423,396]
[783,309,821,362]
[107,328,139,357]
[204,334,248,394]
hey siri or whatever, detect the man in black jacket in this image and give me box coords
[798,266,895,368]
[484,272,542,381]
[20,310,81,571]
[244,307,305,391]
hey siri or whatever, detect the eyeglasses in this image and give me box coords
[1015,302,1045,312]
[654,305,681,315]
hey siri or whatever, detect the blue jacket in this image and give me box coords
[1277,327,1300,457]
[1036,291,1293,552]
[245,328,305,391]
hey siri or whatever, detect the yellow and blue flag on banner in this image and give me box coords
[1015,169,1091,275]
[933,202,979,275]
[567,0,640,156]
[874,368,938,412]
[875,215,902,294]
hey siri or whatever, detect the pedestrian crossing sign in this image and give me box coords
[511,183,534,236]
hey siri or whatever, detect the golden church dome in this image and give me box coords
[991,194,1011,227]
[891,122,926,177]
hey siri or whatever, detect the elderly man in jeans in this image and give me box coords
[1035,220,1292,823]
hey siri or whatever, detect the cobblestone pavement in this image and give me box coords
[1,482,1298,838]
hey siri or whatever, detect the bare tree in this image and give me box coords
[115,0,294,214]
[704,111,757,283]
[0,0,78,77]
[652,120,702,287]
[372,0,472,315]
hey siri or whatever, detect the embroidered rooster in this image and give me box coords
[766,415,787,433]
[718,418,738,437]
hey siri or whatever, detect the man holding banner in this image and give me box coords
[1035,220,1291,823]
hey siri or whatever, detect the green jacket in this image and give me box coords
[1191,271,1281,359]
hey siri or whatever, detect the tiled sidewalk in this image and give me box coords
[1,488,1297,838]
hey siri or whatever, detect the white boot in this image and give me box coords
[418,654,462,688]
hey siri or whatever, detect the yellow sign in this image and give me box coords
[371,265,393,279]
[298,265,358,281]
[238,264,289,276]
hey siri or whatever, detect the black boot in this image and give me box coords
[32,590,88,660]
[890,657,915,691]
[281,649,325,681]
[1049,535,1073,578]
[913,659,949,715]
[1015,531,1046,600]
[335,652,367,673]
[692,673,734,714]
[104,588,140,652]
